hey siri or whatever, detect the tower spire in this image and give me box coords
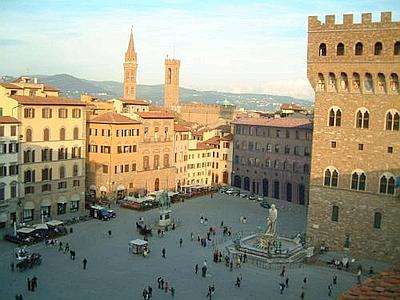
[125,27,136,61]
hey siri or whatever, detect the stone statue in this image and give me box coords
[265,204,278,236]
[259,204,278,250]
[158,190,170,209]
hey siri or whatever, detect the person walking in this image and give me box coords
[333,274,337,285]
[27,278,31,291]
[83,258,88,270]
[190,232,194,241]
[162,248,166,258]
[357,269,362,284]
[10,261,14,272]
[108,230,112,237]
[32,276,38,289]
[157,277,161,289]
[164,281,169,293]
[280,266,286,277]
[195,263,199,274]
[58,241,63,251]
[302,277,307,289]
[285,277,289,288]
[142,288,148,300]
[148,285,152,298]
[64,243,70,253]
[170,286,175,297]
[243,253,247,263]
[300,291,305,299]
[328,284,332,297]
[161,278,164,289]
[179,238,183,247]
[279,282,285,294]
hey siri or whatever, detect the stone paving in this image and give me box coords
[0,193,361,299]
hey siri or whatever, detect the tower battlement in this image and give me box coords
[165,59,181,65]
[308,12,400,31]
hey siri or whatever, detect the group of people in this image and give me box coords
[154,277,175,298]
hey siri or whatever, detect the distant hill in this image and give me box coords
[2,74,313,111]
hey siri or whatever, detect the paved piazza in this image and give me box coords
[1,193,357,299]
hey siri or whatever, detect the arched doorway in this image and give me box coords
[244,177,250,191]
[262,179,268,197]
[298,184,305,205]
[286,183,292,202]
[222,172,228,184]
[234,175,241,188]
[273,180,280,199]
[154,178,160,191]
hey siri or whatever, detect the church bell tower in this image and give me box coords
[123,28,138,100]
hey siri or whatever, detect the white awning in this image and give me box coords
[100,186,107,192]
[89,185,96,190]
[46,220,64,227]
[24,202,34,210]
[57,197,67,204]
[0,213,7,223]
[41,199,51,207]
[117,185,125,191]
[17,227,36,234]
[34,223,48,230]
[129,239,148,246]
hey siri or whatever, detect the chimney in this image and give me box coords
[33,77,38,84]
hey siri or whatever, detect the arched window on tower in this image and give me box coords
[355,42,363,55]
[317,73,325,91]
[355,109,369,129]
[319,43,327,56]
[337,43,345,56]
[386,111,399,131]
[328,108,341,127]
[167,68,172,84]
[352,72,361,91]
[390,73,399,93]
[340,72,348,91]
[351,170,366,191]
[364,73,374,92]
[394,41,400,55]
[377,73,386,93]
[374,42,383,55]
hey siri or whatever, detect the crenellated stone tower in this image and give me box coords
[164,58,180,108]
[123,29,138,100]
[306,12,400,261]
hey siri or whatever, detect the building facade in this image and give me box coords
[0,116,20,228]
[0,78,86,223]
[231,117,312,204]
[173,124,190,189]
[306,12,400,260]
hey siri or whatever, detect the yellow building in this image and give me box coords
[0,77,86,223]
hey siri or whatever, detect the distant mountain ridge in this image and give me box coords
[2,74,313,111]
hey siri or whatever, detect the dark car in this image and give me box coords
[248,194,257,201]
[260,201,271,209]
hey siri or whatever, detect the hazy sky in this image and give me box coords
[0,0,399,99]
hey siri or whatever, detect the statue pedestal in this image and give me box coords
[259,233,278,251]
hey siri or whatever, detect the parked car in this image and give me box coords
[257,196,264,202]
[90,205,112,221]
[248,194,257,201]
[225,188,239,195]
[260,201,271,209]
[239,193,248,198]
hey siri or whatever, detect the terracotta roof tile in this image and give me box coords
[43,84,59,91]
[174,124,191,132]
[0,83,22,89]
[122,99,149,106]
[0,116,20,124]
[232,117,312,129]
[89,112,141,124]
[10,95,86,106]
[203,136,220,145]
[281,103,304,111]
[340,264,400,300]
[138,111,174,119]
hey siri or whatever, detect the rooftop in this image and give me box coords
[232,117,312,130]
[174,124,191,132]
[0,116,20,124]
[138,111,175,119]
[89,112,141,124]
[281,103,304,111]
[122,99,150,106]
[340,264,400,299]
[0,83,22,89]
[10,95,86,106]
